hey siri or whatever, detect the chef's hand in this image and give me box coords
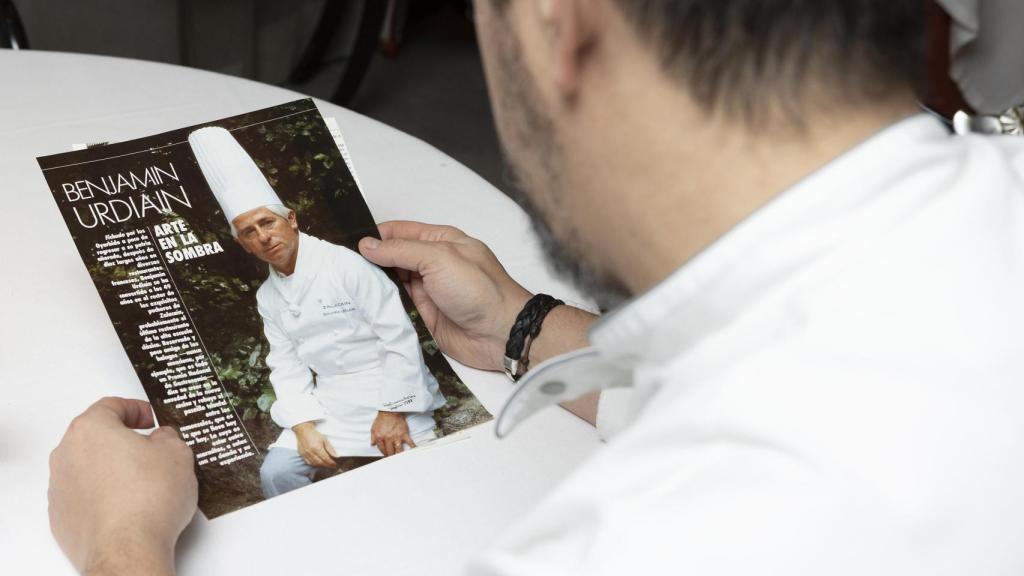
[293,422,339,469]
[371,411,415,456]
[358,221,532,371]
[49,397,196,576]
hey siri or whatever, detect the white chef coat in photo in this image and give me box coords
[258,232,446,457]
[475,115,1024,574]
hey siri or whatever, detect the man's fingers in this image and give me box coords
[306,450,326,468]
[403,278,441,332]
[85,397,155,430]
[403,433,416,449]
[315,441,338,469]
[376,220,466,243]
[312,450,330,468]
[324,439,339,459]
[299,451,317,467]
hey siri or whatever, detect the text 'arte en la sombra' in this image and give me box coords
[61,162,193,229]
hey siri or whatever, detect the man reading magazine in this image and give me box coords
[46,0,1024,573]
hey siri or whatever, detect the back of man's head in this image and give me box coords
[478,0,928,301]
[610,0,924,119]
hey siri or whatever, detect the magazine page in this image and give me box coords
[37,99,492,518]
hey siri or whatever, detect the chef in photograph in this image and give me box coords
[188,126,446,498]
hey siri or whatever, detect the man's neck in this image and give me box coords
[567,88,920,295]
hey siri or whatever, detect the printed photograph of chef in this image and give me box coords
[188,126,446,499]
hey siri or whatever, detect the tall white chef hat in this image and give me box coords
[187,126,285,232]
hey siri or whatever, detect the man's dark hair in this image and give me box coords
[611,0,925,118]
[490,0,925,119]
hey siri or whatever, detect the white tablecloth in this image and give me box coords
[0,49,600,575]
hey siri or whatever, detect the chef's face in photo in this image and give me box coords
[233,206,300,272]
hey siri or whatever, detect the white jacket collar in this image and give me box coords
[497,114,951,437]
[591,113,949,364]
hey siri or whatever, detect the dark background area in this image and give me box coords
[9,0,508,190]
[340,2,508,193]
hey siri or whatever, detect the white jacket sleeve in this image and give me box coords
[259,300,325,428]
[337,249,438,413]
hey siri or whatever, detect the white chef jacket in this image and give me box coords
[474,115,1024,574]
[257,233,446,457]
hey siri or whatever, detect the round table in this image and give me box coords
[0,50,599,575]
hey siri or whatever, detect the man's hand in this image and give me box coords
[293,422,339,469]
[48,397,197,576]
[360,221,600,425]
[371,411,415,456]
[359,221,533,371]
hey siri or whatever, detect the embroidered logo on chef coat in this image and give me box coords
[383,394,416,411]
[321,300,356,316]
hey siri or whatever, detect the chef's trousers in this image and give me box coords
[260,447,378,498]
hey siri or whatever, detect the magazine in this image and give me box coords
[37,99,492,518]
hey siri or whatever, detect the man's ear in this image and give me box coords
[287,210,298,231]
[542,0,596,99]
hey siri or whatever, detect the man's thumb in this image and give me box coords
[359,236,436,274]
[359,237,381,251]
[149,426,182,443]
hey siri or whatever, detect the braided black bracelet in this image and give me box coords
[503,294,564,381]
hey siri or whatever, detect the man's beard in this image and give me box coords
[491,23,630,311]
[502,159,629,311]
